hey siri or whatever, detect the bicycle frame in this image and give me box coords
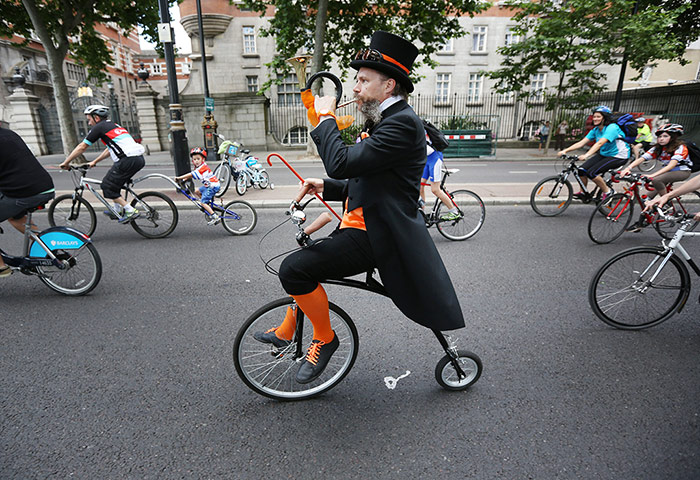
[559,157,601,198]
[423,169,460,226]
[610,175,687,228]
[68,167,147,217]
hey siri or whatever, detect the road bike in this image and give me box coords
[232,199,483,400]
[530,154,612,217]
[589,211,700,329]
[587,172,700,244]
[172,177,257,235]
[419,168,486,241]
[48,165,178,239]
[0,205,101,295]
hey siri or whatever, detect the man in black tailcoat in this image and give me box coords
[255,31,464,384]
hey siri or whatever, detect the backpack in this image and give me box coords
[611,113,638,144]
[422,119,449,152]
[686,141,700,173]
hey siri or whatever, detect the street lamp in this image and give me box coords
[107,81,121,124]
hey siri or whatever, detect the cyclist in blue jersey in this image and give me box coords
[558,105,630,202]
[59,105,145,223]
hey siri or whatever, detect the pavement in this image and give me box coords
[38,146,564,209]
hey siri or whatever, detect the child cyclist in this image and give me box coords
[619,123,693,232]
[175,147,221,225]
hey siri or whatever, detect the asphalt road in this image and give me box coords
[2,206,699,479]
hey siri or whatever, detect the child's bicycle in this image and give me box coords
[0,204,101,295]
[49,165,178,239]
[419,168,485,241]
[587,172,700,244]
[530,154,613,216]
[172,178,257,235]
[232,198,483,400]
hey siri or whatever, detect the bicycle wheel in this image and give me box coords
[35,242,102,296]
[654,190,700,240]
[47,194,97,237]
[434,350,482,391]
[530,176,573,216]
[587,193,633,244]
[435,189,486,240]
[588,246,690,329]
[213,163,231,197]
[638,158,656,172]
[258,171,270,189]
[235,173,247,196]
[130,191,178,239]
[220,200,257,235]
[233,297,359,401]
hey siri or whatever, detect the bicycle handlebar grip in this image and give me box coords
[305,71,343,104]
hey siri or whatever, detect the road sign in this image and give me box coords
[205,97,214,112]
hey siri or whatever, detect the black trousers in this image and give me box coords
[279,227,375,295]
[102,155,145,199]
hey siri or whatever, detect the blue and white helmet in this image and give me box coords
[593,105,612,114]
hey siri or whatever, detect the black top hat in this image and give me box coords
[350,31,419,93]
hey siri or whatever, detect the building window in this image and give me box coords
[278,74,301,105]
[529,73,546,101]
[283,126,308,145]
[66,63,86,82]
[504,28,519,47]
[498,90,515,103]
[436,73,451,103]
[467,74,483,102]
[243,27,257,54]
[247,76,259,93]
[112,45,121,69]
[439,38,454,53]
[472,26,487,52]
[151,62,162,75]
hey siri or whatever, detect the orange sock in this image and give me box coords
[275,305,297,341]
[292,284,334,343]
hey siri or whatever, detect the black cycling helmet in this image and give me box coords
[656,123,684,136]
[83,104,109,118]
[189,146,207,158]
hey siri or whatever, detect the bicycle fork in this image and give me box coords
[433,330,467,380]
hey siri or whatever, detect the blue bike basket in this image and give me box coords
[227,144,239,155]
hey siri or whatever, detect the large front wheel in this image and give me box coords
[35,242,102,296]
[47,194,97,237]
[233,297,359,401]
[213,163,231,197]
[587,193,633,244]
[220,200,257,235]
[130,191,178,239]
[588,247,690,329]
[436,189,485,240]
[530,176,572,217]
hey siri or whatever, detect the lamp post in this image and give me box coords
[195,0,218,159]
[107,81,121,125]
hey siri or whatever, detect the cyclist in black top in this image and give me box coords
[59,105,145,223]
[0,126,55,277]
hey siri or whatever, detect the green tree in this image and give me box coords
[241,0,488,91]
[1,0,162,154]
[485,0,689,150]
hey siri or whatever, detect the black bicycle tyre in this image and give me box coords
[435,189,486,240]
[233,297,359,401]
[587,193,634,244]
[130,191,179,239]
[235,173,247,196]
[36,242,102,296]
[220,200,257,235]
[530,176,573,217]
[653,190,700,240]
[588,246,690,330]
[213,163,231,197]
[434,350,482,391]
[47,194,97,237]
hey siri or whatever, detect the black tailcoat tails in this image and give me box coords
[310,100,465,331]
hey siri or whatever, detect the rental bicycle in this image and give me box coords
[48,165,178,239]
[232,199,483,400]
[173,178,257,235]
[589,211,700,329]
[0,205,101,295]
[420,168,485,241]
[587,172,700,244]
[530,154,612,217]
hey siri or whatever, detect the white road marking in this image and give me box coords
[383,370,411,390]
[509,171,539,174]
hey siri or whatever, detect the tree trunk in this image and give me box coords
[306,0,329,158]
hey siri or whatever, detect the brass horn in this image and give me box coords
[286,54,312,90]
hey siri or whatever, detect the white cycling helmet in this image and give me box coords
[83,105,109,118]
[635,117,646,122]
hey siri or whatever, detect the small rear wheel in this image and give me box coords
[530,176,572,216]
[130,191,178,239]
[435,350,482,391]
[236,173,247,196]
[220,200,257,235]
[259,171,270,189]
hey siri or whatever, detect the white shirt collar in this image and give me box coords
[380,95,402,112]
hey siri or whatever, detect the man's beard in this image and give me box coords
[358,98,382,126]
